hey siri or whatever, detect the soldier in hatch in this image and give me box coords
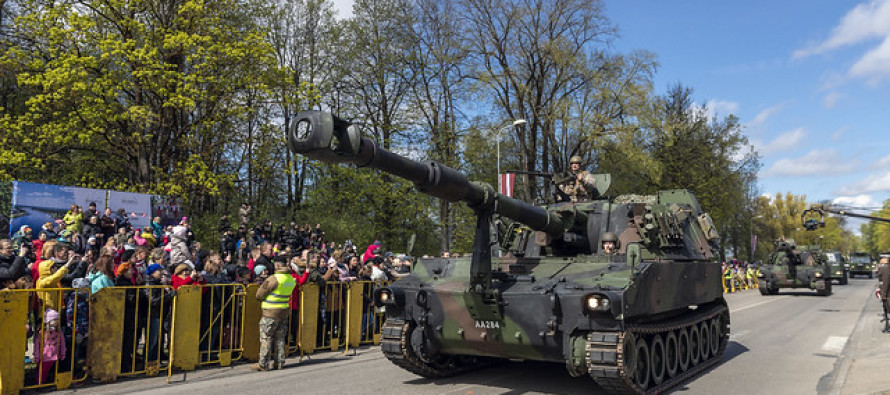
[601,232,618,255]
[558,155,597,202]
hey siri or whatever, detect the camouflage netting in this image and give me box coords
[613,194,656,204]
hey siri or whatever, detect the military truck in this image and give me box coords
[824,251,849,285]
[758,239,832,296]
[288,111,729,394]
[848,253,874,278]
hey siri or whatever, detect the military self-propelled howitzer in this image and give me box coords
[757,240,832,296]
[288,111,729,394]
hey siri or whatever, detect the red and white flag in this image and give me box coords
[499,173,515,197]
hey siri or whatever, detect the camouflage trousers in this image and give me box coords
[258,316,288,369]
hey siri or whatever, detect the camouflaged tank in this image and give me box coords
[758,240,832,296]
[288,111,729,394]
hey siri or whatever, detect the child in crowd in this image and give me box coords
[66,278,90,375]
[35,309,66,385]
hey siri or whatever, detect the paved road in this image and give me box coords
[56,277,888,395]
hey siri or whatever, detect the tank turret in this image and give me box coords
[288,110,729,393]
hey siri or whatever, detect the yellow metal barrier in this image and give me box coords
[89,287,125,383]
[1,279,394,393]
[242,284,261,361]
[197,284,247,367]
[0,287,91,392]
[359,281,389,345]
[298,283,319,356]
[171,285,201,372]
[0,291,28,395]
[318,282,347,351]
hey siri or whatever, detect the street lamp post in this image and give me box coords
[497,119,526,195]
[750,214,763,262]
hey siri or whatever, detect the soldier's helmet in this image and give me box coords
[569,155,583,165]
[601,231,619,246]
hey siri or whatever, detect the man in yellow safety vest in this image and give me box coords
[253,255,296,371]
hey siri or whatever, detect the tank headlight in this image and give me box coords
[815,272,823,278]
[584,294,610,312]
[757,272,764,277]
[374,287,396,307]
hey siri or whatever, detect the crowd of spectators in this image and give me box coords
[0,201,413,384]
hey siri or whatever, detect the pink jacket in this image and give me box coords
[35,329,66,362]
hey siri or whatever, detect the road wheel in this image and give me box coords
[817,280,832,296]
[709,317,722,357]
[698,321,711,361]
[677,328,690,373]
[688,325,701,367]
[622,334,637,384]
[632,336,651,390]
[664,331,679,378]
[649,334,666,386]
[759,283,771,295]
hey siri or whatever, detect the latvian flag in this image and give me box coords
[500,173,516,197]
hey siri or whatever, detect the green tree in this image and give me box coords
[461,0,654,202]
[637,85,760,261]
[0,0,281,212]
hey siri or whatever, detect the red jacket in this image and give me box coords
[172,275,205,290]
[362,244,378,264]
[288,270,310,310]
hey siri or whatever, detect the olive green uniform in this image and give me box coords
[558,170,596,201]
[879,262,890,314]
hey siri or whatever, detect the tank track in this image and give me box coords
[586,303,729,394]
[380,317,486,378]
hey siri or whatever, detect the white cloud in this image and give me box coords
[832,194,880,208]
[830,126,850,141]
[835,170,890,194]
[849,36,890,83]
[707,100,739,117]
[871,154,890,169]
[822,92,843,109]
[753,127,807,156]
[793,0,890,82]
[747,103,785,129]
[793,0,890,58]
[763,149,858,177]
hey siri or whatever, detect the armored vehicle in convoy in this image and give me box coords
[758,240,832,296]
[824,251,849,285]
[849,253,874,278]
[288,111,729,393]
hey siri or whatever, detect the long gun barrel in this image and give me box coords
[288,111,566,235]
[802,204,890,230]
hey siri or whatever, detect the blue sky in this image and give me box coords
[331,0,890,228]
[604,0,890,230]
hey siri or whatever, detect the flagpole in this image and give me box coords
[496,119,526,195]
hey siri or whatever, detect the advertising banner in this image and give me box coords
[3,181,171,238]
[9,181,107,237]
[106,190,152,230]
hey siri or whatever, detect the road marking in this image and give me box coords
[821,336,848,354]
[728,330,750,341]
[732,296,788,312]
